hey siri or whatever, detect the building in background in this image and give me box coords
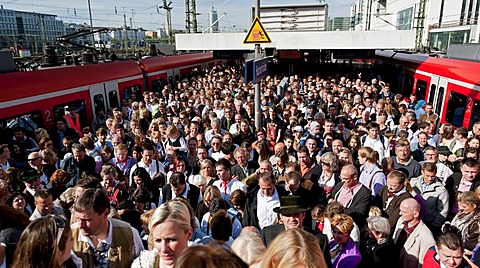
[0,8,64,52]
[328,17,351,31]
[64,23,91,46]
[94,27,146,49]
[350,0,480,51]
[209,7,219,33]
[251,3,328,31]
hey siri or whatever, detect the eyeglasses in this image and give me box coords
[49,215,66,244]
[28,157,41,162]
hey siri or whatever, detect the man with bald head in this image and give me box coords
[268,142,296,165]
[331,164,371,226]
[27,152,55,187]
[393,198,435,268]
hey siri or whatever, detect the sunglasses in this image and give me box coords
[49,215,66,244]
[28,157,41,162]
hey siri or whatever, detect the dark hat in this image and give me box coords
[21,169,42,182]
[273,196,310,215]
[437,146,452,156]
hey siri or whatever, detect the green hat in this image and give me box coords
[273,196,310,215]
[21,169,42,183]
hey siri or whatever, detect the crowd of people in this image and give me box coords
[1,62,480,268]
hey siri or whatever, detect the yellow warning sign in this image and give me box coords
[243,16,272,44]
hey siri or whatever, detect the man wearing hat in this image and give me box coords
[21,168,42,214]
[261,195,331,267]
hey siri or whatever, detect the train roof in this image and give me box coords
[139,52,214,73]
[376,50,480,86]
[0,60,143,103]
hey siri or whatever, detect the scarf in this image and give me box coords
[451,210,480,243]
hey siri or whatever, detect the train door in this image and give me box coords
[428,76,447,118]
[89,82,120,116]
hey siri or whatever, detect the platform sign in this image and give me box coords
[244,59,254,83]
[253,57,268,83]
[243,16,272,44]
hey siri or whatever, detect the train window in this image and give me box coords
[53,100,88,131]
[470,100,480,130]
[152,79,167,94]
[0,111,43,141]
[93,94,106,114]
[435,87,445,115]
[174,74,180,84]
[416,79,427,101]
[428,84,436,104]
[124,85,141,100]
[168,76,174,86]
[445,91,467,127]
[108,91,120,109]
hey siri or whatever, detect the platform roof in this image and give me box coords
[175,30,416,51]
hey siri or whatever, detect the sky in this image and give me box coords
[0,0,355,32]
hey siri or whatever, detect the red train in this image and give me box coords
[0,52,221,138]
[376,50,480,129]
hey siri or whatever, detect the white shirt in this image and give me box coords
[129,160,165,186]
[256,188,280,229]
[213,178,247,206]
[361,135,390,161]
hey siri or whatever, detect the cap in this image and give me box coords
[191,116,201,123]
[309,121,320,130]
[293,126,303,133]
[21,169,42,183]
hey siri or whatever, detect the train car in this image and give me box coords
[0,52,217,140]
[139,52,219,92]
[376,50,480,129]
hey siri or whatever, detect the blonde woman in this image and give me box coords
[259,228,327,268]
[132,201,192,268]
[329,214,362,268]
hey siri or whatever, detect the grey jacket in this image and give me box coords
[410,176,449,228]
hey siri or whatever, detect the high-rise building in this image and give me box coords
[209,7,219,33]
[328,17,351,31]
[0,8,64,52]
[350,0,480,51]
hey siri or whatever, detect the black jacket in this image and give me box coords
[161,183,200,211]
[445,172,480,219]
[331,182,371,227]
[242,185,287,230]
[231,161,259,181]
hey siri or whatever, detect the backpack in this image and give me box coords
[361,135,387,150]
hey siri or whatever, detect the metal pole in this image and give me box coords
[254,0,262,132]
[87,0,95,48]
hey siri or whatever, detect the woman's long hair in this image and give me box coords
[12,216,71,268]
